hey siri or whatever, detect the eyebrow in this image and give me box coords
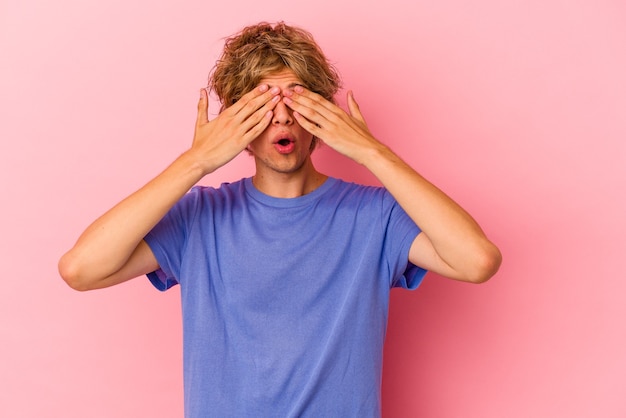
[232,82,307,104]
[266,82,306,89]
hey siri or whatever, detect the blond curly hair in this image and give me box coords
[209,21,341,112]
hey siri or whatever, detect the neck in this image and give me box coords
[252,159,327,198]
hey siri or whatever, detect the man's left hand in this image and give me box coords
[283,87,385,165]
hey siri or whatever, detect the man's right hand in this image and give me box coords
[189,84,281,175]
[58,85,280,291]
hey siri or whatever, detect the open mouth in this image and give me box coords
[274,137,295,154]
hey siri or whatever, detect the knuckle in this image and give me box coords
[245,97,261,111]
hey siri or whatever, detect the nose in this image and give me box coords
[272,98,293,126]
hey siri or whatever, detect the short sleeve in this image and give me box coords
[394,260,427,290]
[144,187,202,291]
[381,191,428,289]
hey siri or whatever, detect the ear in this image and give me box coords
[310,136,323,152]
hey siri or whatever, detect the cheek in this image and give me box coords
[248,128,271,148]
[245,137,263,155]
[294,123,313,141]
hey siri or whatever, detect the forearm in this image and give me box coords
[59,85,281,289]
[59,151,207,287]
[361,144,501,282]
[282,87,500,281]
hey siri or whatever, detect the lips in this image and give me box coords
[273,135,295,154]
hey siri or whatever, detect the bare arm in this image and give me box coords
[283,87,501,283]
[59,85,282,290]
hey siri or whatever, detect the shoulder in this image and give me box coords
[318,178,401,221]
[185,178,247,204]
[327,178,394,207]
[327,177,386,198]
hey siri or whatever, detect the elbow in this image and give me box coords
[58,252,93,292]
[465,242,502,284]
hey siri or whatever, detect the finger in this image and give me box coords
[282,95,327,126]
[231,85,280,121]
[241,109,274,143]
[292,111,322,138]
[347,90,364,121]
[196,88,209,125]
[220,84,267,117]
[284,87,349,131]
[237,94,280,134]
[285,86,337,116]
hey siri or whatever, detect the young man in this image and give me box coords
[59,22,501,417]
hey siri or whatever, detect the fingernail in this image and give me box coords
[259,84,269,92]
[272,95,280,102]
[283,97,292,105]
[294,86,304,93]
[270,86,280,94]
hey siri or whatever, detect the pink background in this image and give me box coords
[1,0,625,417]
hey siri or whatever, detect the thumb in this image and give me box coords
[347,90,364,122]
[196,88,209,125]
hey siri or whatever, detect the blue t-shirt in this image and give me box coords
[145,177,426,418]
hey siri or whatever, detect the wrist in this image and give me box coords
[359,142,398,168]
[170,150,214,184]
